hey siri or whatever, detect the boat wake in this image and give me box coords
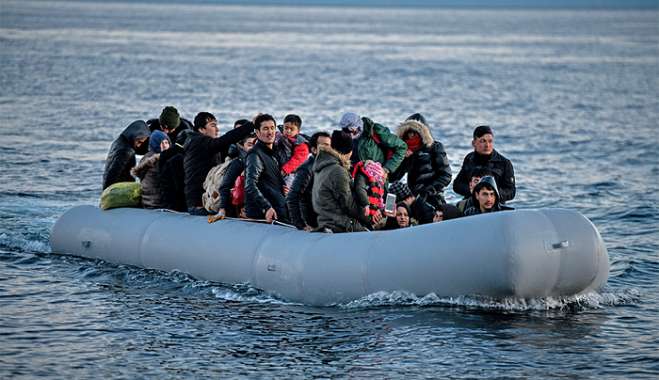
[339,287,642,312]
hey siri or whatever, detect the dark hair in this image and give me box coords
[254,114,276,130]
[238,132,257,145]
[309,131,331,150]
[193,112,216,132]
[469,167,492,179]
[233,119,249,129]
[283,114,302,128]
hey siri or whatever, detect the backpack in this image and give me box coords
[231,174,246,207]
[202,158,234,212]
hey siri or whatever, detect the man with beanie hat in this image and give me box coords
[453,125,516,203]
[463,176,514,216]
[339,112,407,178]
[147,106,192,143]
[311,130,366,233]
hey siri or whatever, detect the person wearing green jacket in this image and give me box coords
[339,112,407,180]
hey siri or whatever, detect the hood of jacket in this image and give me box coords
[313,145,351,173]
[471,175,501,205]
[121,120,150,145]
[120,120,150,155]
[395,120,434,148]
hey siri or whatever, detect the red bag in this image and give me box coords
[231,174,245,206]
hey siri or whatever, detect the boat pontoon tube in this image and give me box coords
[50,206,609,306]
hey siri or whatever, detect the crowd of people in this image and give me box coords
[103,106,516,233]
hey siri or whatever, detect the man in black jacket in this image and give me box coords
[102,120,150,190]
[453,125,516,203]
[245,114,289,223]
[146,106,192,144]
[286,131,331,230]
[183,112,255,215]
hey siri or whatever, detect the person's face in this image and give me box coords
[283,122,299,138]
[476,187,496,210]
[133,136,148,150]
[472,133,494,155]
[468,176,482,193]
[241,137,257,152]
[396,206,410,227]
[200,119,219,138]
[404,130,419,140]
[160,139,171,152]
[313,136,331,155]
[255,120,277,144]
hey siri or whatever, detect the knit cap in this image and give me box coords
[159,106,181,130]
[388,181,413,202]
[149,130,170,153]
[331,130,353,155]
[339,112,363,134]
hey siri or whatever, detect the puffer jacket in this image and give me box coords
[351,117,407,175]
[286,155,317,230]
[453,149,516,203]
[183,122,255,209]
[393,120,452,206]
[131,152,163,209]
[244,140,289,221]
[103,120,150,190]
[312,146,366,233]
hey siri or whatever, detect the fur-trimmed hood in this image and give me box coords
[395,120,434,148]
[131,152,160,179]
[313,145,351,172]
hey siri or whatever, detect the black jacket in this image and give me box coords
[244,141,289,221]
[392,119,451,207]
[286,155,317,229]
[159,143,186,212]
[183,122,255,209]
[394,142,451,202]
[453,149,516,203]
[218,148,248,213]
[103,120,150,190]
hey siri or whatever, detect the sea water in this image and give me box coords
[1,1,658,378]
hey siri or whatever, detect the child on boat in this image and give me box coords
[275,114,309,194]
[352,159,386,229]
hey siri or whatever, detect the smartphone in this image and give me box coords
[384,193,397,214]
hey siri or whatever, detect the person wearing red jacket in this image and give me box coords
[276,114,309,194]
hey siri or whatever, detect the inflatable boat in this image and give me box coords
[49,205,609,306]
